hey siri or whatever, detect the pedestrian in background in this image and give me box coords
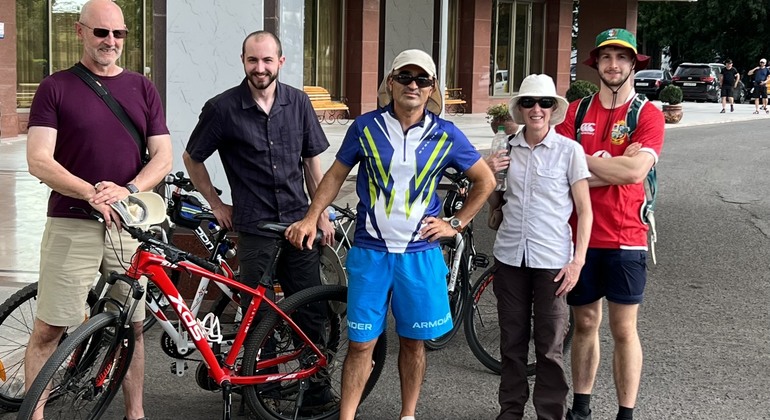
[719,59,739,113]
[748,58,769,114]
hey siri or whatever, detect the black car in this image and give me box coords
[634,69,672,100]
[672,63,722,102]
[671,62,746,103]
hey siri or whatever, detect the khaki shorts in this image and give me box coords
[36,217,147,326]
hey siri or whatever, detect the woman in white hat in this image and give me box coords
[489,74,593,420]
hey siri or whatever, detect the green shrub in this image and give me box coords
[566,80,599,102]
[659,85,683,105]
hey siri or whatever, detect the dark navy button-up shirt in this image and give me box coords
[186,79,329,234]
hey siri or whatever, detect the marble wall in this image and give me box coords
[383,0,434,76]
[166,0,264,201]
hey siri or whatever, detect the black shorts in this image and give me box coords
[754,84,768,99]
[567,249,647,306]
[720,85,733,98]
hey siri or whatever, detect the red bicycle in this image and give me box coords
[17,193,386,420]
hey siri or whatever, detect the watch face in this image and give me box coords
[450,218,461,229]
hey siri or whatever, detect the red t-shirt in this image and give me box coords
[29,69,169,219]
[556,95,665,248]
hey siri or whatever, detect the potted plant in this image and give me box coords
[486,103,518,134]
[659,84,684,124]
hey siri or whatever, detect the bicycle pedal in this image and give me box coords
[474,253,490,268]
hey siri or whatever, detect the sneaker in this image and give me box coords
[566,408,592,420]
[720,109,725,113]
[731,104,734,112]
[299,383,339,415]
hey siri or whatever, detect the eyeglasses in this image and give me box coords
[392,73,435,88]
[78,22,128,39]
[518,97,556,109]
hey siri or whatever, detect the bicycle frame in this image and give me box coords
[124,244,329,387]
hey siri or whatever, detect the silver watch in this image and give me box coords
[448,217,463,232]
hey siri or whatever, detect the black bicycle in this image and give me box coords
[425,169,489,350]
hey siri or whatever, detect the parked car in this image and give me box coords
[672,62,746,103]
[634,69,672,100]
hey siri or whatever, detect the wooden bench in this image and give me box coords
[444,87,466,116]
[303,86,350,124]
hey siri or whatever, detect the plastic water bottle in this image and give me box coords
[326,206,337,221]
[489,125,509,191]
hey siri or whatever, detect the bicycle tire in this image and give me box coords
[0,283,92,411]
[425,242,469,350]
[241,285,387,420]
[0,283,38,411]
[17,311,135,420]
[464,267,575,376]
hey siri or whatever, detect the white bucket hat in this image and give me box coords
[110,192,167,227]
[377,49,444,115]
[508,74,569,126]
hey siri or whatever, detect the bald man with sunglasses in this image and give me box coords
[287,49,495,420]
[24,1,171,419]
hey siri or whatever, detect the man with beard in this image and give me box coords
[184,30,336,410]
[555,28,664,420]
[23,1,172,419]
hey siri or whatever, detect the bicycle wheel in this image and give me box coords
[425,242,469,350]
[464,266,501,374]
[17,311,135,420]
[241,285,387,420]
[0,283,37,411]
[464,267,576,376]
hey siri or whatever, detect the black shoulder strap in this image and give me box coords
[69,63,148,163]
[574,94,594,144]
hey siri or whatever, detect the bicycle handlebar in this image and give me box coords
[165,171,222,196]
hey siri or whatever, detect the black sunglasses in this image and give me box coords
[79,22,128,39]
[392,73,435,88]
[519,97,556,109]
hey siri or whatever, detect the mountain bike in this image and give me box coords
[18,197,386,420]
[464,266,575,376]
[425,169,490,350]
[0,173,238,412]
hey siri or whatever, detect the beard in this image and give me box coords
[599,70,629,89]
[247,70,278,90]
[88,45,122,67]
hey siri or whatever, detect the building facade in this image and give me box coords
[0,0,644,140]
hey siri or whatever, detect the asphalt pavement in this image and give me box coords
[1,100,770,419]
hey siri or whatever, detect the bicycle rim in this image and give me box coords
[464,267,502,374]
[242,285,386,420]
[17,311,135,420]
[0,283,38,410]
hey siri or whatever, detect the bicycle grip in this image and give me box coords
[185,252,219,273]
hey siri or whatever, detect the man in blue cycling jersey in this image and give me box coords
[287,49,495,420]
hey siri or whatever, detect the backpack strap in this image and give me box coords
[573,94,595,144]
[625,93,648,137]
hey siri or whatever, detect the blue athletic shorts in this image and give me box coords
[567,249,647,306]
[345,246,451,342]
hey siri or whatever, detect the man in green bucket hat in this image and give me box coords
[556,28,665,420]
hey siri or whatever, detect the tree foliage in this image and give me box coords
[638,0,770,75]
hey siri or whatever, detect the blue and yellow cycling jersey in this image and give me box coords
[336,104,481,253]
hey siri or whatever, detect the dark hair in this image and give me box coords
[241,30,283,57]
[725,59,733,64]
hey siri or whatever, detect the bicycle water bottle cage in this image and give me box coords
[172,194,206,229]
[198,313,223,343]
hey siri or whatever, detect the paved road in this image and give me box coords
[3,119,770,419]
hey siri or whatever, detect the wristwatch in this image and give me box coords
[126,183,139,194]
[447,217,463,232]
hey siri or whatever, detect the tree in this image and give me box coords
[638,0,770,75]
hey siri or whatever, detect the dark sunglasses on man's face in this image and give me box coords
[79,22,128,39]
[392,73,435,88]
[519,97,556,109]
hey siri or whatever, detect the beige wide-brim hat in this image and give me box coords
[507,74,569,126]
[377,49,444,115]
[110,192,167,227]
